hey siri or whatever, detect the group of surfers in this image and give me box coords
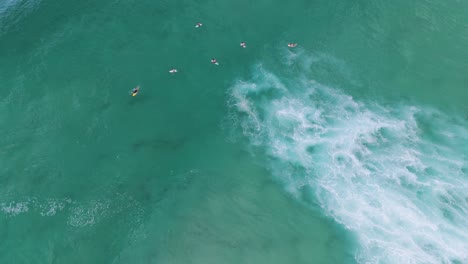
[130,22,297,97]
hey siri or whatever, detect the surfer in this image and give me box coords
[287,43,298,48]
[195,22,203,28]
[169,68,178,73]
[240,42,246,48]
[130,86,140,97]
[211,58,219,65]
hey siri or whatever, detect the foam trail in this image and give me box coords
[0,194,143,228]
[228,62,468,264]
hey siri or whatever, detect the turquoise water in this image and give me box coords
[0,0,467,263]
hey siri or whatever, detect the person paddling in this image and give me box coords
[287,43,298,48]
[240,42,246,48]
[211,58,219,65]
[131,86,140,97]
[195,22,203,28]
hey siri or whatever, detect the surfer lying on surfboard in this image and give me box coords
[130,86,140,96]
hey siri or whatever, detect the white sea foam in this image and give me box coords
[229,62,468,264]
[39,198,71,216]
[0,197,71,217]
[1,201,29,216]
[0,194,144,230]
[67,194,144,227]
[67,200,110,227]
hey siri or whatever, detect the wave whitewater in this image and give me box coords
[228,57,467,264]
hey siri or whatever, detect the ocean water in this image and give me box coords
[0,0,467,263]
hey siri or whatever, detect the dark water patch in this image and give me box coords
[132,137,187,153]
